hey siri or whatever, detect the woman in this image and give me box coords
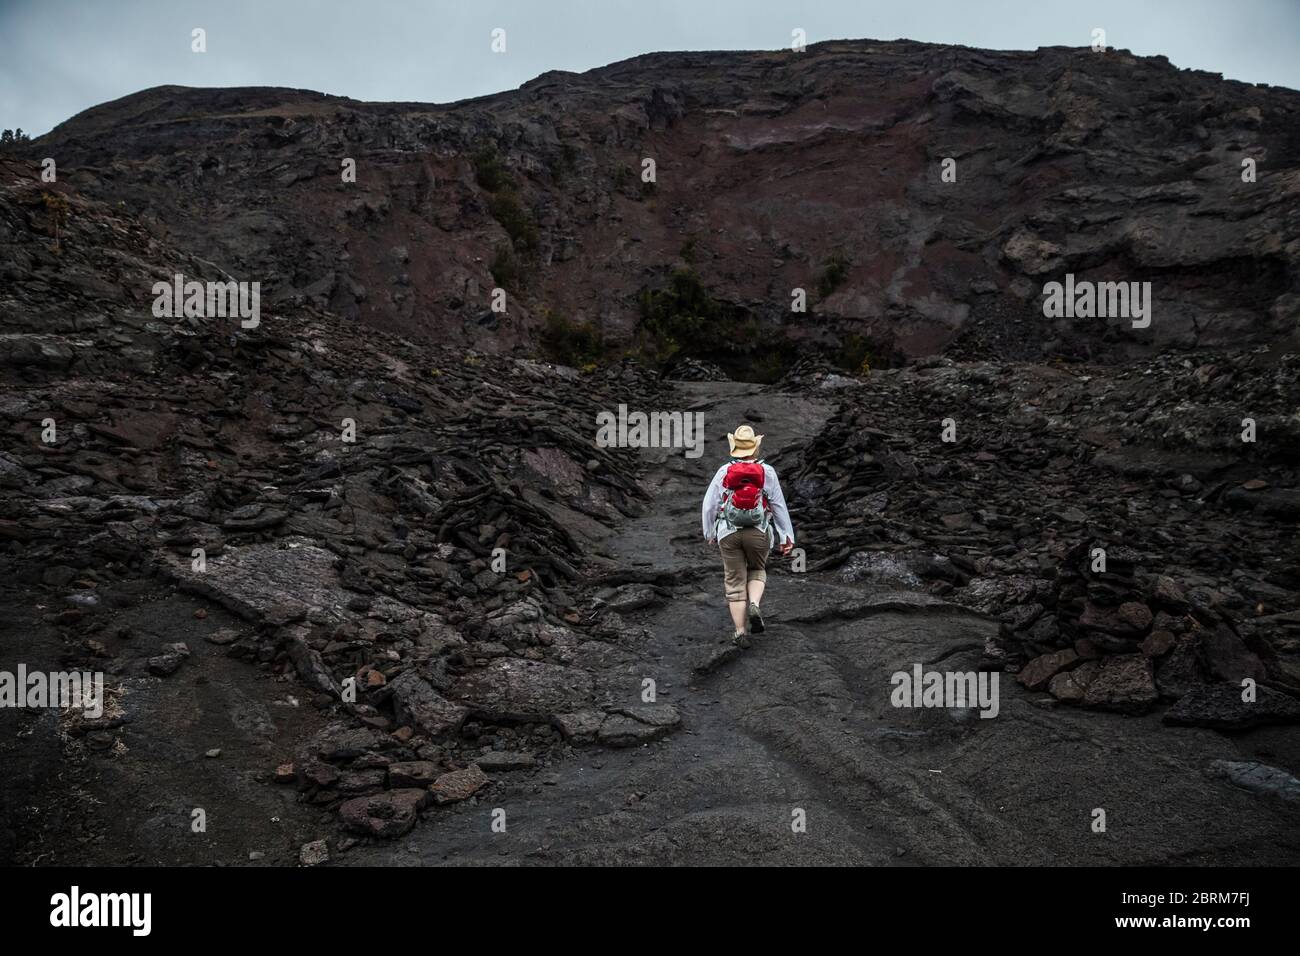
[701,424,795,647]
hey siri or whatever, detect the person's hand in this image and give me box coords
[780,538,794,556]
[706,537,716,546]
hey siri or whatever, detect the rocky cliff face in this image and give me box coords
[30,40,1300,375]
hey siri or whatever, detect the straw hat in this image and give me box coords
[727,424,763,458]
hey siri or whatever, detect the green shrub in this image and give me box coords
[490,244,518,288]
[541,308,604,367]
[747,350,788,384]
[487,192,539,252]
[41,190,70,251]
[832,333,896,375]
[472,145,538,264]
[636,269,759,365]
[816,251,851,299]
[472,147,512,193]
[632,269,800,381]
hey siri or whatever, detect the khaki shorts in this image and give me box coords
[719,527,769,602]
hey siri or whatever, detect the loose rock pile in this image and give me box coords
[0,163,682,842]
[662,357,730,382]
[786,353,1300,719]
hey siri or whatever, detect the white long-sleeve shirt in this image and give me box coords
[701,460,795,547]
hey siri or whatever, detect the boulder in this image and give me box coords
[1018,649,1079,691]
[390,670,469,736]
[430,765,489,804]
[1163,683,1300,730]
[1081,654,1158,713]
[338,789,429,838]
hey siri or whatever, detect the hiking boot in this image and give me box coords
[748,603,765,634]
[732,630,751,649]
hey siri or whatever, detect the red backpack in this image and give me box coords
[721,460,768,527]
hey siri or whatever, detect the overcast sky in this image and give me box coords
[3,0,1298,137]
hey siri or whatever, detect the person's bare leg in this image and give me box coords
[747,579,765,608]
[728,600,748,633]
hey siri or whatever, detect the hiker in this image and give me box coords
[701,424,795,647]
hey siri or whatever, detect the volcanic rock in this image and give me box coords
[474,751,537,772]
[550,710,606,744]
[299,840,330,866]
[1163,684,1300,730]
[387,761,439,788]
[430,765,489,805]
[338,790,429,838]
[1206,761,1300,802]
[1081,655,1159,713]
[1048,661,1100,703]
[389,671,469,737]
[451,658,595,723]
[1018,649,1078,691]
